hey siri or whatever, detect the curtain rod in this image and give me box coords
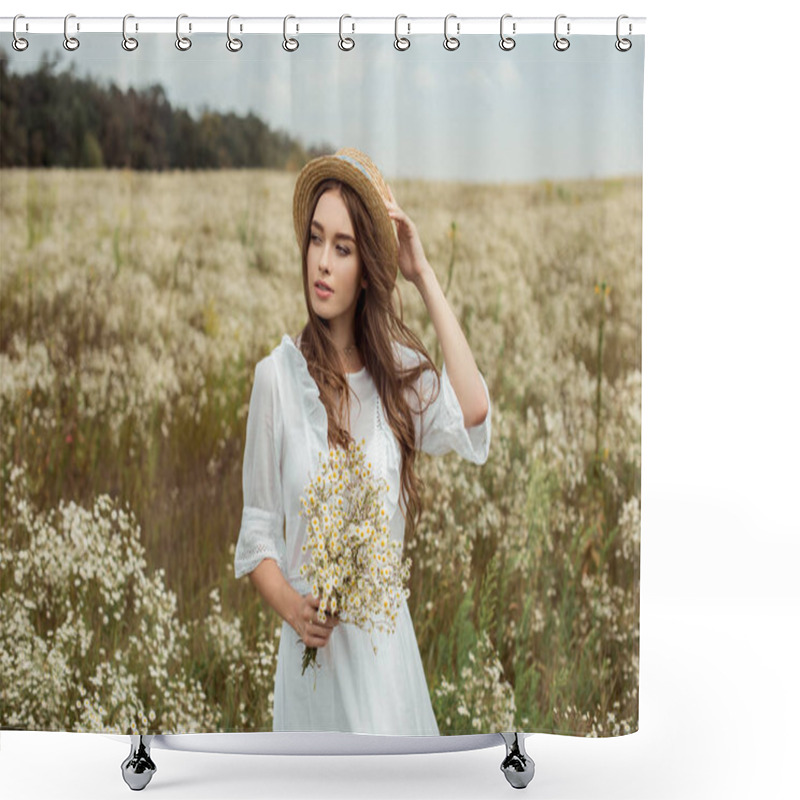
[1,16,646,37]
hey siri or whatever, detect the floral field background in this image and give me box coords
[0,168,640,737]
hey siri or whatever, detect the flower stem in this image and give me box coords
[301,645,318,676]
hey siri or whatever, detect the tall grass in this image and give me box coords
[1,168,640,736]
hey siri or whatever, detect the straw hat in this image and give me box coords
[293,147,398,270]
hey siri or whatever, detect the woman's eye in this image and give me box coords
[337,246,350,256]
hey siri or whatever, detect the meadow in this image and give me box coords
[0,167,641,737]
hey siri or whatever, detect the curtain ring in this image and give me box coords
[339,14,355,51]
[553,14,570,51]
[63,13,80,51]
[122,14,138,52]
[283,15,299,52]
[12,14,29,52]
[443,14,460,51]
[227,14,243,52]
[394,15,410,51]
[499,14,516,51]
[176,13,192,51]
[615,15,632,52]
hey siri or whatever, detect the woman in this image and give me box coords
[234,148,491,735]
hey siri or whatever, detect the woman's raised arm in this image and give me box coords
[384,186,489,429]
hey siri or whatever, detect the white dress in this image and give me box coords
[234,333,492,735]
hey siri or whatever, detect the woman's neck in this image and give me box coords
[326,320,362,372]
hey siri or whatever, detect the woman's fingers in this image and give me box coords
[384,194,406,221]
[302,626,333,647]
[300,610,338,647]
[299,594,339,648]
[386,203,416,243]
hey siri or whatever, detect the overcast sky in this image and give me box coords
[4,32,644,182]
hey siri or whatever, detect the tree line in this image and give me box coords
[0,49,331,170]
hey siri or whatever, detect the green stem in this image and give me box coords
[301,645,318,675]
[436,222,458,365]
[594,283,607,477]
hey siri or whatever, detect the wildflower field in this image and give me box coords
[0,168,641,737]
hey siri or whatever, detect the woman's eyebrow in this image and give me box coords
[311,219,355,243]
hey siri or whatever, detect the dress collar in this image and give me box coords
[283,333,367,379]
[280,333,328,439]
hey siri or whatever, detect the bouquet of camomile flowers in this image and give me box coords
[298,438,411,676]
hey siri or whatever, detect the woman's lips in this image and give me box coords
[314,283,333,298]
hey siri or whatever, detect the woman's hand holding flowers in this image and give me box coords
[293,592,339,649]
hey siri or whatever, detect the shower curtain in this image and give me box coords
[0,20,644,740]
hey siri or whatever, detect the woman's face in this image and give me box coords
[307,188,366,327]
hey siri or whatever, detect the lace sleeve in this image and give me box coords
[234,357,287,579]
[415,361,492,463]
[399,344,492,464]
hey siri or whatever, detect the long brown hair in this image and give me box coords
[296,178,440,539]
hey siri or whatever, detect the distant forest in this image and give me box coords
[0,48,332,170]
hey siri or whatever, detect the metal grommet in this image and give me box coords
[500,13,516,51]
[283,15,299,52]
[12,14,29,51]
[443,14,460,51]
[615,14,632,52]
[63,13,80,51]
[122,14,138,52]
[226,14,243,52]
[339,14,355,51]
[394,14,410,51]
[175,13,192,51]
[553,14,570,51]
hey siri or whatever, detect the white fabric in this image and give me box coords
[234,333,492,735]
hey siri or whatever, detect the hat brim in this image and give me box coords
[293,152,399,271]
